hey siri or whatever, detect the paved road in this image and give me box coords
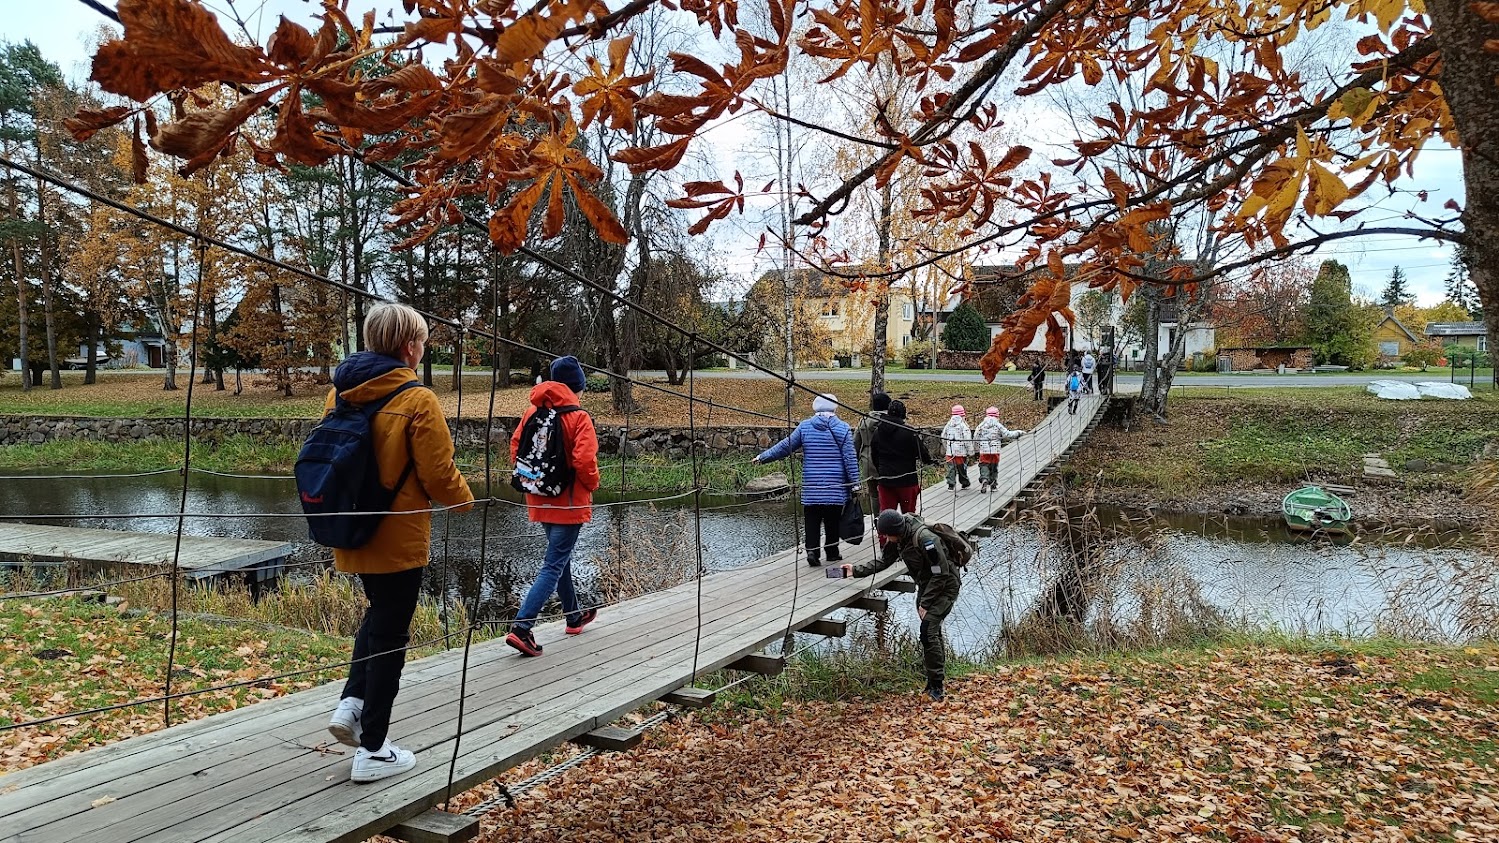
[635,368,1483,390]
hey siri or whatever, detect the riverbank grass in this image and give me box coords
[1073,387,1499,496]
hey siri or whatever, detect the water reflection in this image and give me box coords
[0,471,1488,649]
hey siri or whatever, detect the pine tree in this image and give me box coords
[941,300,990,351]
[1445,245,1482,320]
[1380,265,1412,308]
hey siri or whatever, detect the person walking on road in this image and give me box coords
[1081,351,1097,394]
[505,356,602,658]
[754,393,859,566]
[941,405,974,491]
[1027,360,1045,401]
[842,510,962,700]
[324,303,475,784]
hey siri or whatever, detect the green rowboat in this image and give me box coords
[1282,486,1353,534]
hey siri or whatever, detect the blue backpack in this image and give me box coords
[295,381,424,549]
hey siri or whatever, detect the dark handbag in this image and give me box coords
[839,497,866,545]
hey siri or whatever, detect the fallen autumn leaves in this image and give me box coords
[444,645,1499,842]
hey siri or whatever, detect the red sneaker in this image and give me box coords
[566,608,598,635]
[504,628,543,657]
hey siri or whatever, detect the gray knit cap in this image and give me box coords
[876,509,906,536]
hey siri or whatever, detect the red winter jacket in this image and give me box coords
[510,381,601,525]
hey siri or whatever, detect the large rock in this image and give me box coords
[745,472,791,494]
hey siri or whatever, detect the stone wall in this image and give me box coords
[0,414,799,458]
[936,349,1066,371]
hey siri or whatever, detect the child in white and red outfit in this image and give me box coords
[941,405,974,491]
[973,407,1024,493]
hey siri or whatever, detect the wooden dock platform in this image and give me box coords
[0,523,293,582]
[0,396,1106,843]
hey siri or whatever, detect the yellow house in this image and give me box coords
[1372,310,1421,362]
[1426,321,1488,352]
[750,269,920,364]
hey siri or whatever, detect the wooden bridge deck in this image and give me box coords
[0,395,1106,843]
[0,523,292,581]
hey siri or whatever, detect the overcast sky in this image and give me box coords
[4,0,1465,305]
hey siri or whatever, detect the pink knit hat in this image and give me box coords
[951,405,966,416]
[986,407,999,417]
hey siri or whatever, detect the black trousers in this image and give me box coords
[919,610,948,686]
[803,503,843,562]
[342,566,423,751]
[1031,382,1043,400]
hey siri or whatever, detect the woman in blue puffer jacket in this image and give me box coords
[753,393,859,566]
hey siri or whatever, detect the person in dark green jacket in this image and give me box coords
[841,509,961,700]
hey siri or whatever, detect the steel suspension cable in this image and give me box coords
[161,236,208,728]
[687,334,706,682]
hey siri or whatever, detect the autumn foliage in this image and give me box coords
[68,0,1495,376]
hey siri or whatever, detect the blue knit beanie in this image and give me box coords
[550,356,587,394]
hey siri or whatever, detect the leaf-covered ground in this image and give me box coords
[448,642,1499,842]
[0,599,348,773]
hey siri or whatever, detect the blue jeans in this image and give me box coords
[512,522,583,632]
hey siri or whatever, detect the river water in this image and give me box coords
[1,472,1490,651]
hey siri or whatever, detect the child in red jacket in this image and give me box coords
[505,356,602,657]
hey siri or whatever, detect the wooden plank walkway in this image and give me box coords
[0,395,1106,843]
[0,523,293,581]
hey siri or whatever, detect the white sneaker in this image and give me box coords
[351,740,417,783]
[328,697,363,748]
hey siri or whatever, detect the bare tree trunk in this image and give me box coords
[8,174,31,391]
[270,282,290,397]
[421,242,434,387]
[160,249,179,391]
[1428,0,1499,385]
[36,183,60,390]
[84,312,100,385]
[1139,285,1160,410]
[870,181,893,396]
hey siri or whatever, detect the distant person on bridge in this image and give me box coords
[1027,360,1045,401]
[1066,369,1084,415]
[941,405,974,492]
[1081,351,1097,393]
[870,400,932,532]
[853,391,891,509]
[753,393,859,566]
[842,510,962,700]
[323,303,475,784]
[505,356,602,658]
[973,407,1023,494]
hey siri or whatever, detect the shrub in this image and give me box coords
[584,374,612,393]
[901,346,930,369]
[942,301,991,352]
[1443,343,1490,369]
[1403,341,1442,371]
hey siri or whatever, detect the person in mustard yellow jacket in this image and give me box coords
[324,303,474,784]
[504,356,602,657]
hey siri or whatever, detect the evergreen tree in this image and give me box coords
[1445,245,1482,320]
[942,300,990,351]
[1306,260,1376,368]
[1380,265,1412,308]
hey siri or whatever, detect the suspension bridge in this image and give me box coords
[0,395,1107,843]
